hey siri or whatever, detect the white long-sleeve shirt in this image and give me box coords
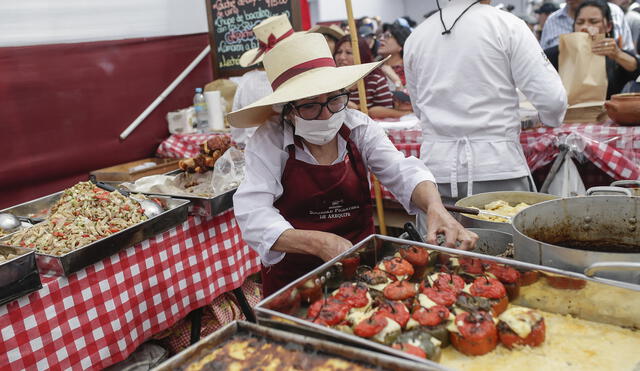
[230,69,272,146]
[404,0,567,196]
[233,109,435,265]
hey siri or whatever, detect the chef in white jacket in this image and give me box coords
[404,0,568,233]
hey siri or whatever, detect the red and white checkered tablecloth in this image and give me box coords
[520,123,640,180]
[0,209,261,371]
[156,133,232,159]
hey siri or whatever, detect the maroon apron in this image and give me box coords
[261,125,375,297]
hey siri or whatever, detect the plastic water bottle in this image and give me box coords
[193,87,208,133]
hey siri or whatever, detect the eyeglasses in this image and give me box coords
[380,32,392,40]
[291,92,350,120]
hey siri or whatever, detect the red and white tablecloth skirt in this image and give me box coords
[0,210,260,371]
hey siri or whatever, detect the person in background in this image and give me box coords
[545,0,640,97]
[378,24,412,89]
[232,15,299,147]
[308,24,346,54]
[404,0,567,235]
[612,0,640,52]
[334,36,412,119]
[231,66,271,147]
[540,0,634,50]
[359,24,380,58]
[535,2,560,39]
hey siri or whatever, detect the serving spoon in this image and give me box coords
[0,214,43,233]
[92,181,163,219]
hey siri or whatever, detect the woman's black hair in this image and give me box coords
[386,24,412,57]
[574,0,614,39]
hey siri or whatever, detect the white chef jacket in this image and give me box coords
[233,109,436,265]
[230,69,272,146]
[404,0,567,198]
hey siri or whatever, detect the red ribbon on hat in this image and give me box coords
[270,57,336,90]
[247,29,294,65]
[259,29,294,52]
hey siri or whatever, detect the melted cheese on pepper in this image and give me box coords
[498,307,542,338]
[372,317,401,344]
[418,293,438,309]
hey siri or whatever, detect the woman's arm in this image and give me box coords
[368,106,412,119]
[272,229,352,261]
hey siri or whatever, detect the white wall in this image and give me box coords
[312,0,532,26]
[403,0,438,23]
[315,0,407,23]
[0,0,209,47]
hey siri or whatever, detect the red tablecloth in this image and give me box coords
[0,210,260,371]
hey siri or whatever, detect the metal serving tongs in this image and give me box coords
[91,180,163,218]
[443,204,512,222]
[404,222,425,243]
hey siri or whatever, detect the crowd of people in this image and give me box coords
[227,1,640,294]
[232,0,640,148]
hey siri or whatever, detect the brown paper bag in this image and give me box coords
[559,32,607,105]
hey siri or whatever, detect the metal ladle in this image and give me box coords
[92,181,163,219]
[0,213,21,232]
[0,214,43,233]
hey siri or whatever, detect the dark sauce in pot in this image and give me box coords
[552,239,640,253]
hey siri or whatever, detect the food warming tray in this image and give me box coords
[255,234,640,370]
[115,169,236,217]
[154,320,430,371]
[0,245,42,306]
[0,191,190,276]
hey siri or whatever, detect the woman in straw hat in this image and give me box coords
[228,31,478,297]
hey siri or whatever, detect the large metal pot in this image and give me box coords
[512,194,640,283]
[455,191,559,234]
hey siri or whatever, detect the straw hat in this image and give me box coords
[308,24,346,41]
[227,32,386,128]
[239,14,299,68]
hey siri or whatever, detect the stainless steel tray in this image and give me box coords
[0,245,42,306]
[255,234,640,369]
[116,169,236,217]
[154,320,431,371]
[0,192,190,276]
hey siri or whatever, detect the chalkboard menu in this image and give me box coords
[206,0,301,77]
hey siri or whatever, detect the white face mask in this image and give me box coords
[293,110,345,145]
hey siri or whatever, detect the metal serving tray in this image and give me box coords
[0,192,190,276]
[255,234,640,370]
[154,320,429,371]
[115,169,236,217]
[0,245,42,306]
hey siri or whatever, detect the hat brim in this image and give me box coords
[239,49,264,68]
[308,25,346,41]
[228,59,386,128]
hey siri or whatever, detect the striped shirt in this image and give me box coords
[540,3,634,51]
[349,69,394,109]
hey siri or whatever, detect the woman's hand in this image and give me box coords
[425,206,479,250]
[410,181,479,250]
[312,231,353,261]
[591,37,620,59]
